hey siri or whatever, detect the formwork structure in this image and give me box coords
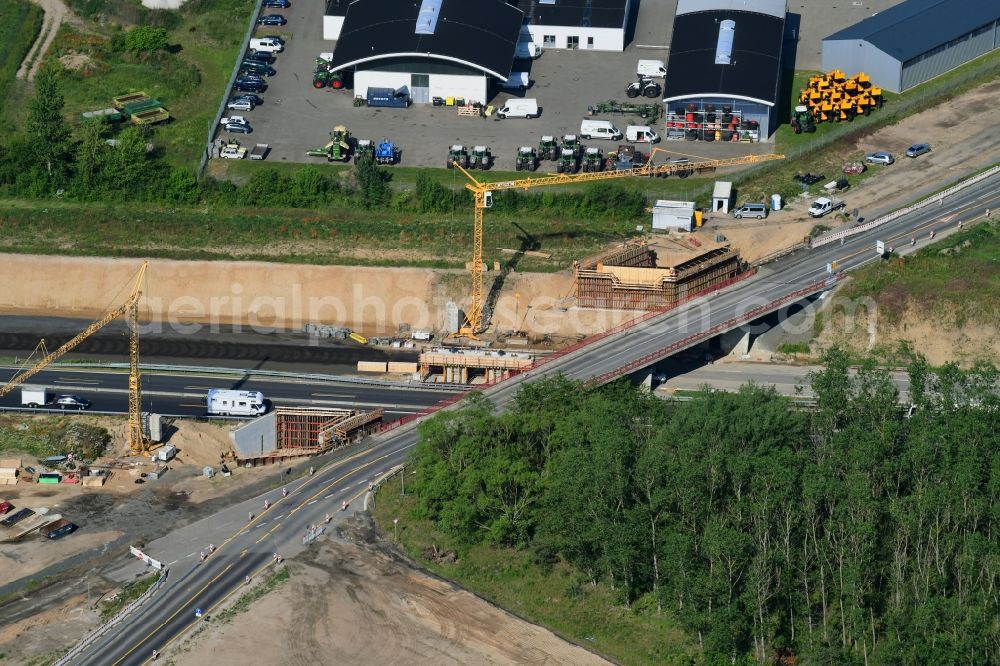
[575,238,743,310]
[420,348,534,384]
[231,406,384,464]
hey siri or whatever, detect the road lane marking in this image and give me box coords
[179,403,206,408]
[308,500,317,505]
[56,378,101,384]
[325,493,335,499]
[183,386,215,391]
[111,563,234,666]
[167,560,177,566]
[311,393,353,398]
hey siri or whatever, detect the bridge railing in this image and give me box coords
[592,274,844,385]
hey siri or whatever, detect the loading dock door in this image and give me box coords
[410,74,429,103]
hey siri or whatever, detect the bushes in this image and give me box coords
[123,26,167,54]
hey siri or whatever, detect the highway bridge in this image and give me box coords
[51,170,1000,664]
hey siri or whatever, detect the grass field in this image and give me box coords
[372,482,695,666]
[841,220,1000,327]
[0,0,43,114]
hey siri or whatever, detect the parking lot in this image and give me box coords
[214,0,907,170]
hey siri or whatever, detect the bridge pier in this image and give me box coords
[720,328,751,358]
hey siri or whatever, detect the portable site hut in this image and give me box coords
[652,200,696,232]
[712,181,733,214]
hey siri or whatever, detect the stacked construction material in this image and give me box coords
[664,103,759,142]
[798,70,883,123]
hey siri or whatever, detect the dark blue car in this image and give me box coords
[262,0,290,7]
[234,77,266,93]
[257,14,286,26]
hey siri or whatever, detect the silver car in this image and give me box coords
[906,143,931,158]
[865,151,894,165]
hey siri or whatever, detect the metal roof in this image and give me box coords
[507,0,629,29]
[824,0,1000,63]
[664,7,785,106]
[330,0,523,79]
[677,0,785,20]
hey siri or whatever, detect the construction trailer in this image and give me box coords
[575,238,743,310]
[230,406,383,465]
[419,348,534,385]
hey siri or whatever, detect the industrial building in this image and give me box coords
[662,0,786,142]
[509,0,633,51]
[821,0,1000,93]
[575,238,743,310]
[326,0,523,105]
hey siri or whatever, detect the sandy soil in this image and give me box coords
[0,592,99,665]
[173,517,609,666]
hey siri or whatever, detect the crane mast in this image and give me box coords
[0,261,150,454]
[451,152,784,337]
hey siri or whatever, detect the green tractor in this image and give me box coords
[791,105,816,134]
[514,146,538,172]
[447,144,469,169]
[561,134,583,160]
[556,147,579,174]
[306,124,352,162]
[538,135,559,161]
[353,138,375,164]
[581,147,604,173]
[469,145,493,170]
[313,53,349,89]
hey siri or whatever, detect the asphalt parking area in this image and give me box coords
[213,0,907,170]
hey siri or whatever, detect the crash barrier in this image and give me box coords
[197,0,265,178]
[592,275,844,386]
[810,164,1000,248]
[55,569,169,666]
[363,464,405,511]
[377,268,761,433]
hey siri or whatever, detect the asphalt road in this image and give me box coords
[0,368,456,418]
[71,172,1000,664]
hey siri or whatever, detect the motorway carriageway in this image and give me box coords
[0,367,458,418]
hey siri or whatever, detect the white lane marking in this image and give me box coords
[186,552,196,558]
[308,500,317,505]
[325,493,335,499]
[167,560,178,566]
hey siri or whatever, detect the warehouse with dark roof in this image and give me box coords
[508,0,634,51]
[662,0,787,142]
[327,0,523,105]
[822,0,1000,93]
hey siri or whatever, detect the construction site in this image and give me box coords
[230,406,383,465]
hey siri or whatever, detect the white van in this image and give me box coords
[626,125,660,143]
[499,71,530,92]
[207,389,268,417]
[497,98,539,119]
[516,41,542,60]
[637,59,666,78]
[580,119,622,140]
[250,37,283,53]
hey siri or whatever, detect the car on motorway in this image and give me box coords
[0,501,13,515]
[55,394,91,410]
[262,0,290,7]
[906,143,931,158]
[234,76,266,93]
[865,151,894,165]
[257,14,287,26]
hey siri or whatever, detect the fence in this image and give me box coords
[197,0,265,179]
[55,569,169,666]
[810,164,1000,248]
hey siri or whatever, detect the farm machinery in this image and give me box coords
[313,52,350,89]
[306,125,353,161]
[374,138,400,165]
[469,145,493,170]
[581,147,604,172]
[538,135,559,160]
[447,145,469,169]
[587,100,661,123]
[514,146,539,171]
[625,76,661,99]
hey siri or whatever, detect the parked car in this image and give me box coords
[1,507,34,527]
[224,120,253,134]
[55,394,91,410]
[865,151,894,165]
[240,63,276,77]
[257,14,287,26]
[47,522,79,539]
[234,77,266,93]
[0,501,13,515]
[227,98,254,112]
[262,0,290,7]
[906,143,931,158]
[233,93,263,106]
[245,51,275,64]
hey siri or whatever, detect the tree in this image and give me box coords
[353,154,391,208]
[27,67,73,193]
[73,120,111,199]
[108,126,150,197]
[124,26,168,54]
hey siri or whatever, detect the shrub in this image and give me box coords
[124,26,167,54]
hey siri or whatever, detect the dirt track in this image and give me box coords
[173,515,610,666]
[17,0,72,81]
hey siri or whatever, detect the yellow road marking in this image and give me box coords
[113,563,233,666]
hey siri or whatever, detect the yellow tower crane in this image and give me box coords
[450,151,784,338]
[0,261,150,455]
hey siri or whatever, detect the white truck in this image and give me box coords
[808,197,846,218]
[21,386,50,408]
[206,389,267,417]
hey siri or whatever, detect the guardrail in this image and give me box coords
[56,569,169,666]
[591,275,844,385]
[197,0,265,178]
[810,164,1000,249]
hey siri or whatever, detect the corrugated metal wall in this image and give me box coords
[822,40,902,92]
[900,20,999,91]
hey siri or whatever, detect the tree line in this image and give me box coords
[407,349,1000,664]
[0,68,646,220]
